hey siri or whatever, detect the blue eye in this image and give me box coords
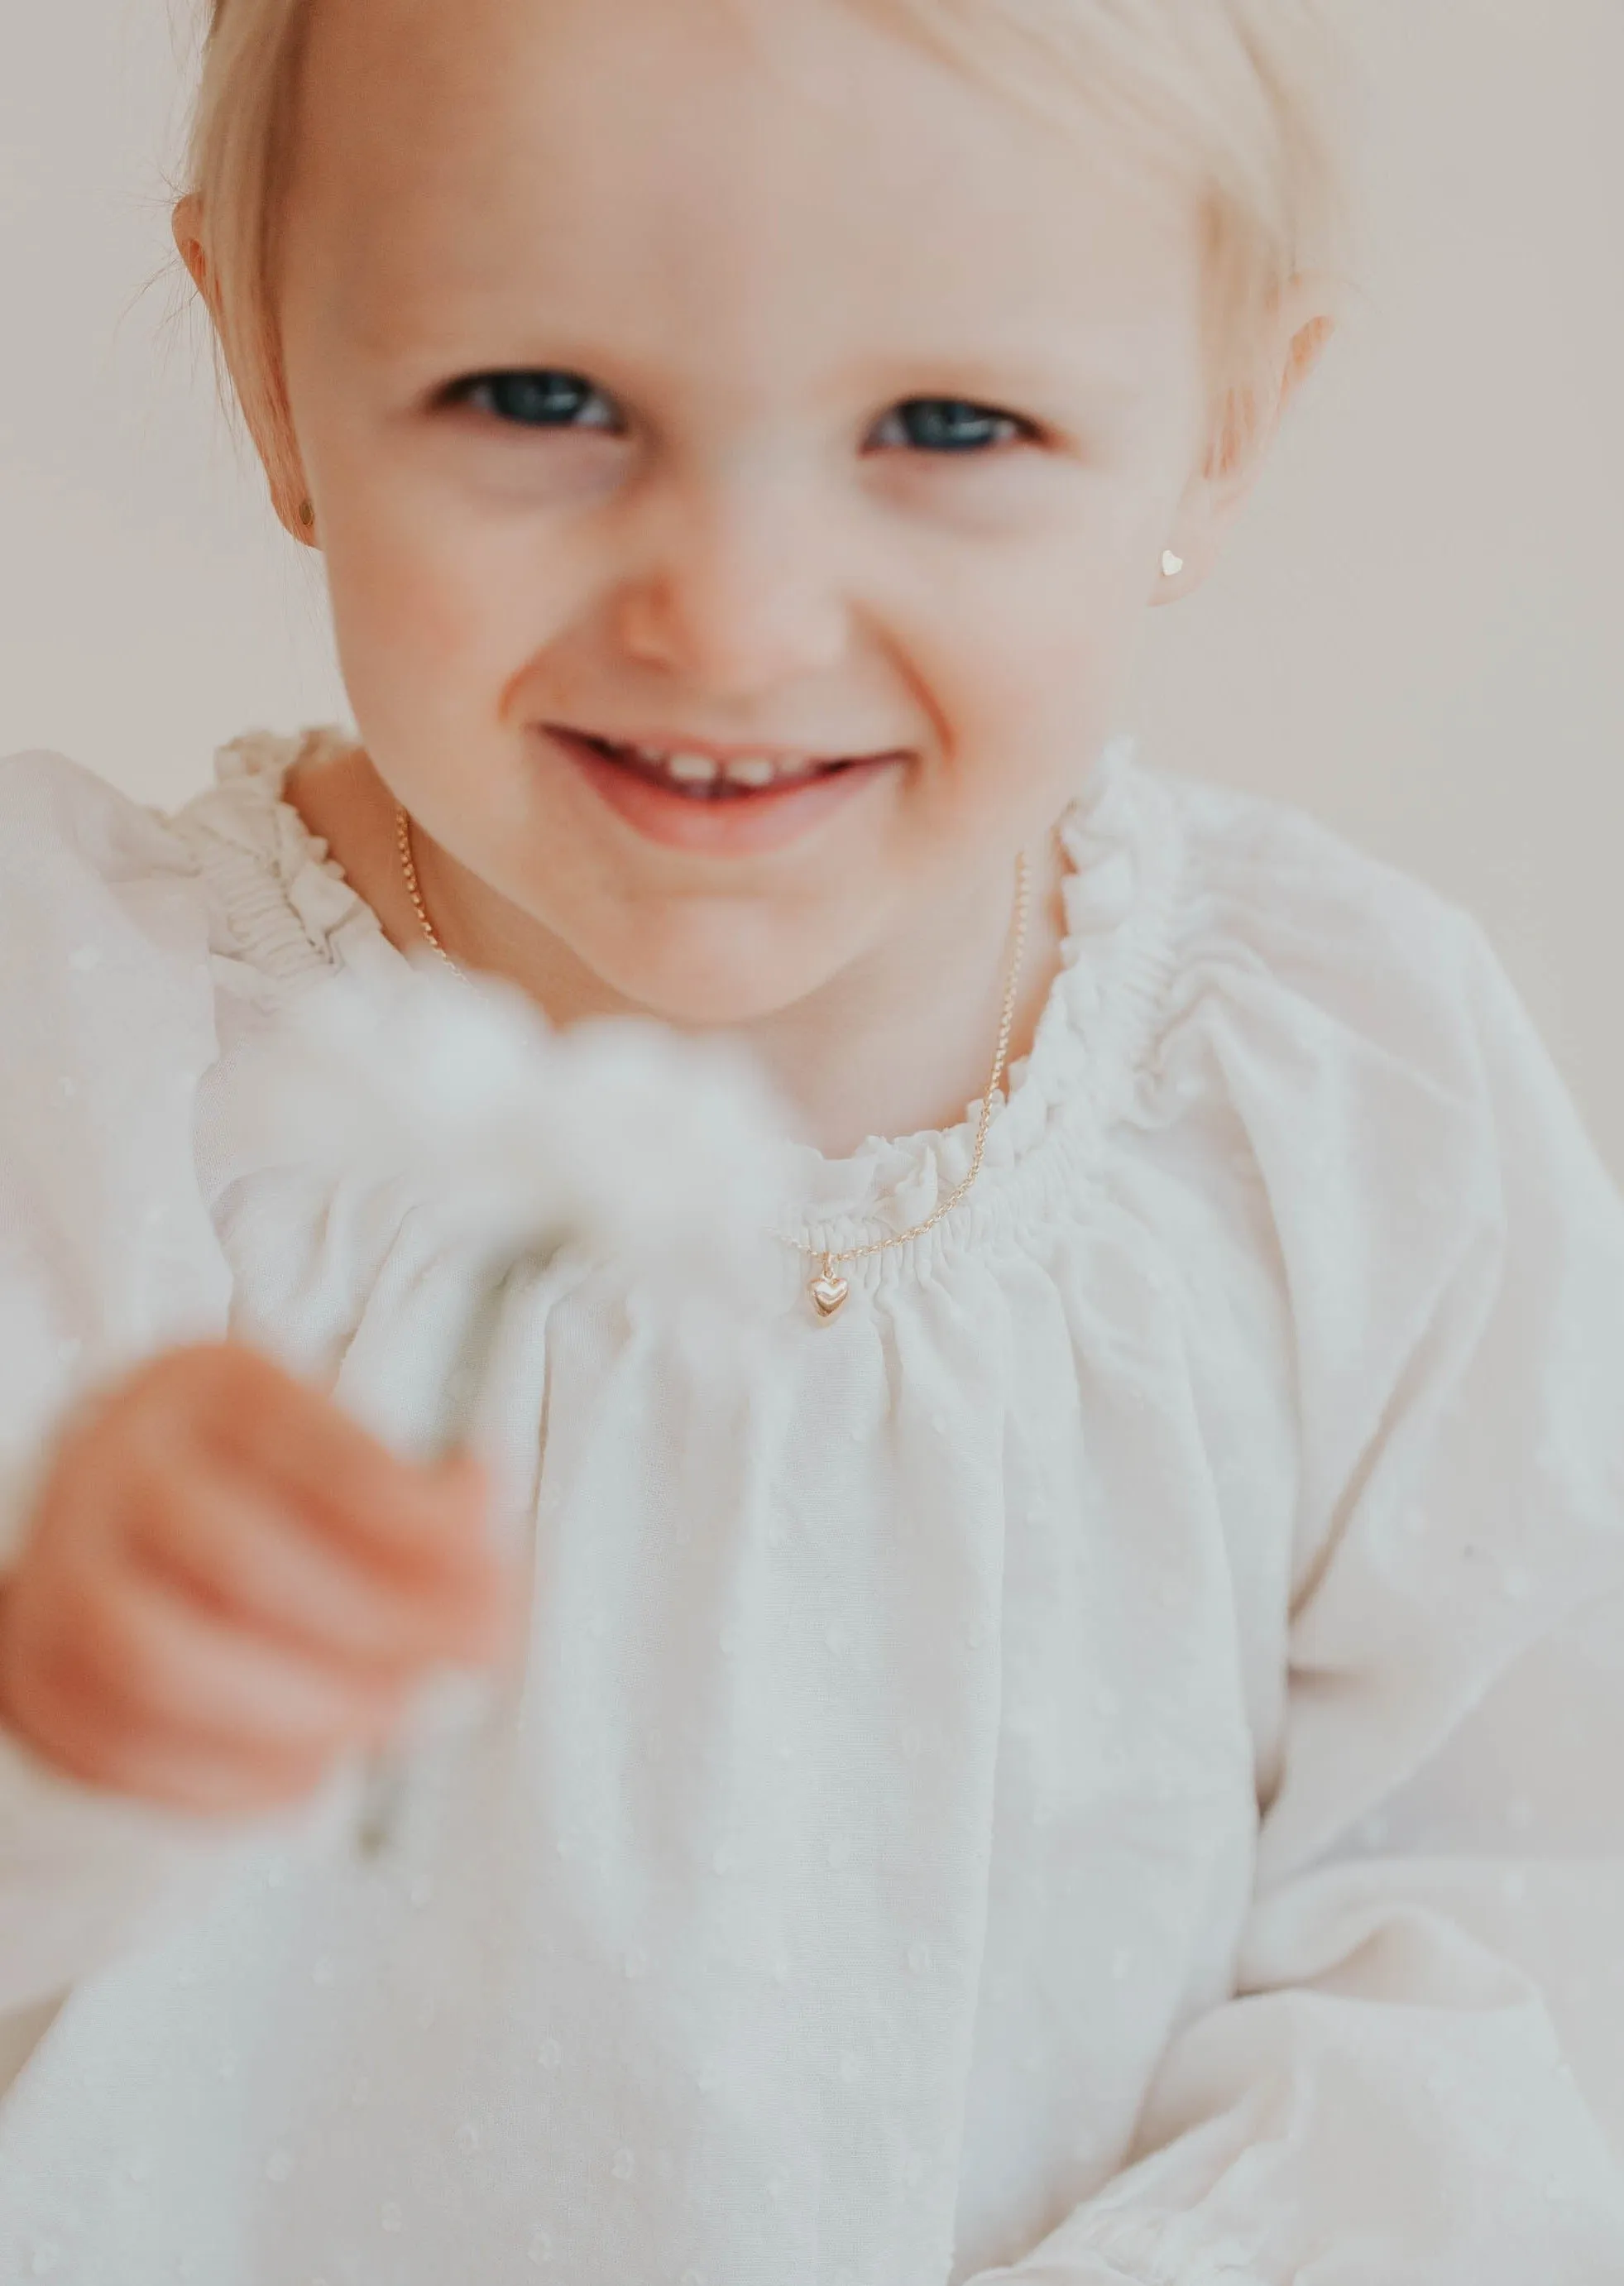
[874,398,1029,453]
[457,371,620,430]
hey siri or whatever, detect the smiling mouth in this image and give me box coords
[558,729,879,801]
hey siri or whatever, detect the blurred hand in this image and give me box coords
[0,1343,516,1818]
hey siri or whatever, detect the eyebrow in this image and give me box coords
[345,274,1162,427]
[865,352,1149,410]
[376,327,1152,415]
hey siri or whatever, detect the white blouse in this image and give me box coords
[1,728,1622,2286]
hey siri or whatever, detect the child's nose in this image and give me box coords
[611,477,852,697]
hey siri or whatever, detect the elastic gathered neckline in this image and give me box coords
[173,725,1187,1272]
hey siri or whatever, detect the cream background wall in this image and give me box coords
[1,1,1620,1170]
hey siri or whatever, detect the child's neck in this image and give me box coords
[680,870,1066,1157]
[288,747,1066,1158]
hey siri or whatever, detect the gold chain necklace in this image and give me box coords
[395,804,1032,1321]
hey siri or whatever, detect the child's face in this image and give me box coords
[277,0,1228,1023]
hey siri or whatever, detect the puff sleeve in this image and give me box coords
[973,846,1624,2282]
[0,754,273,2039]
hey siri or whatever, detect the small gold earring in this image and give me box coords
[298,499,316,531]
[1161,550,1185,579]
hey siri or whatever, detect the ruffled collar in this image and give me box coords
[175,726,1186,1263]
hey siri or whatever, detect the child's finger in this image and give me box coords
[18,1689,338,1819]
[46,1559,415,1761]
[193,1359,497,1581]
[117,1344,496,1587]
[126,1464,511,1673]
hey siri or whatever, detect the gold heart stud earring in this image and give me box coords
[1161,550,1185,578]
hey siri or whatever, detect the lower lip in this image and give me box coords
[549,731,900,856]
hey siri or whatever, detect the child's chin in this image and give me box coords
[574,913,865,1033]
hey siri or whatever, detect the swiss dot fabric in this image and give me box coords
[0,730,1622,2284]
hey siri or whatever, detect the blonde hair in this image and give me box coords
[184,0,1353,515]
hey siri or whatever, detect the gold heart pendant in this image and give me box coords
[810,1269,850,1320]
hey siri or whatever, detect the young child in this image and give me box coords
[2,0,1622,2279]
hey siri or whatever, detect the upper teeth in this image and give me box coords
[646,748,808,788]
[722,755,779,788]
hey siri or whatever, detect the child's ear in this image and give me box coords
[171,193,319,551]
[172,193,211,303]
[1155,273,1339,601]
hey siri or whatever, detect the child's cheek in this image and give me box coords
[915,539,1155,828]
[323,485,578,719]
